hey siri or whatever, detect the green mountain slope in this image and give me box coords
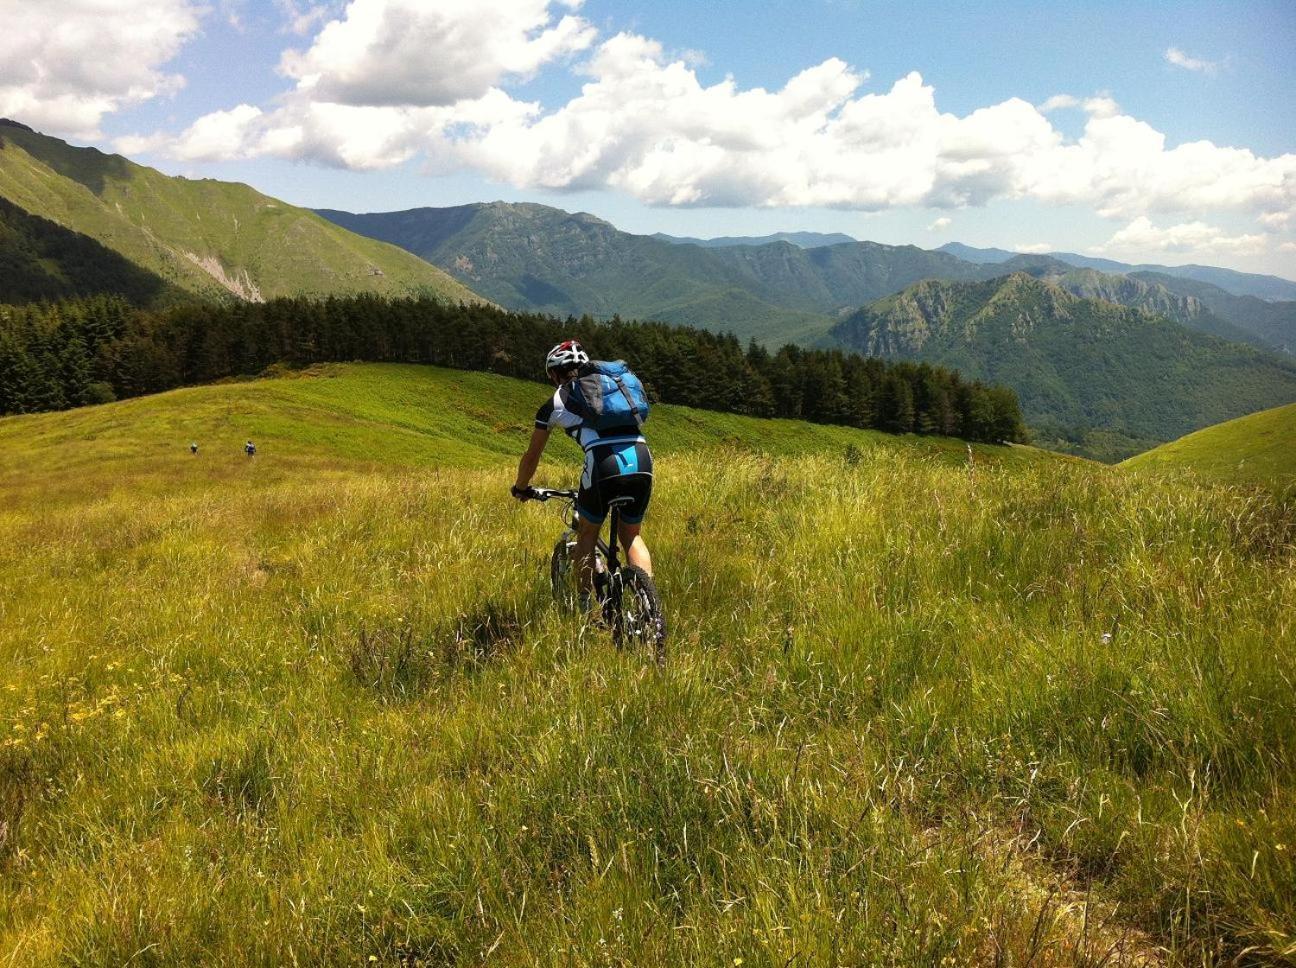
[830,273,1296,461]
[0,194,186,305]
[317,202,994,343]
[1122,402,1296,489]
[0,120,481,305]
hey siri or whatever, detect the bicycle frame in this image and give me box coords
[529,486,622,574]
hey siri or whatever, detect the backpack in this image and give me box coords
[569,360,650,434]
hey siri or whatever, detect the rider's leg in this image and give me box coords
[574,514,601,593]
[617,521,652,576]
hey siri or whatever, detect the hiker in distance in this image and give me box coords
[512,340,655,613]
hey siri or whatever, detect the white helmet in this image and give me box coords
[544,339,589,374]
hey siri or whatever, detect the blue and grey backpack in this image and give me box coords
[569,360,650,433]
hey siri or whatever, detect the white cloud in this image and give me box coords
[1038,95,1079,113]
[127,15,1296,234]
[279,0,595,107]
[1259,211,1291,230]
[927,217,952,231]
[1165,47,1219,75]
[1093,216,1266,257]
[276,0,341,36]
[1015,243,1053,254]
[0,0,203,138]
[1281,242,1296,253]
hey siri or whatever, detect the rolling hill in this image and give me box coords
[1121,401,1296,488]
[830,273,1296,460]
[1,362,1292,964]
[0,119,481,305]
[0,362,1045,505]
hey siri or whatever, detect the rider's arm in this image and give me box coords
[514,427,550,491]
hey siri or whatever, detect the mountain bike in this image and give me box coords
[521,487,666,666]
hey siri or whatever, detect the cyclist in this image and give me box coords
[512,340,654,614]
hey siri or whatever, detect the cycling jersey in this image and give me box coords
[535,384,653,525]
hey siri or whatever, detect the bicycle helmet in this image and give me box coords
[544,339,589,375]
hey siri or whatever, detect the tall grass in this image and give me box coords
[0,370,1293,965]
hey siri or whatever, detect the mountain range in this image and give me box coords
[320,202,1295,357]
[937,241,1296,303]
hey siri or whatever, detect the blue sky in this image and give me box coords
[8,0,1296,276]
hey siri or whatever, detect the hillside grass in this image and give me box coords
[0,364,1293,965]
[1123,402,1296,491]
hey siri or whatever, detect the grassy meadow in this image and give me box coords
[1123,402,1296,492]
[0,364,1293,965]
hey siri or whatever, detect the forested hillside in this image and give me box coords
[1130,271,1296,354]
[831,273,1296,460]
[0,294,1025,443]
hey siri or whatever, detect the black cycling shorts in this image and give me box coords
[577,440,653,525]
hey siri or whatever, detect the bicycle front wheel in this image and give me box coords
[610,565,666,666]
[550,534,608,612]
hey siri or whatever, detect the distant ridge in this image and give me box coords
[653,230,858,249]
[936,241,1296,302]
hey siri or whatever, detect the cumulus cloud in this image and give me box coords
[126,12,1296,233]
[1093,217,1266,257]
[1015,243,1053,254]
[1038,95,1079,113]
[1165,47,1219,75]
[0,0,203,138]
[927,217,952,231]
[279,0,595,107]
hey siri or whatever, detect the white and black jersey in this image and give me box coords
[535,382,653,525]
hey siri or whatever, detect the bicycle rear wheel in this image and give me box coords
[610,565,666,666]
[550,534,608,611]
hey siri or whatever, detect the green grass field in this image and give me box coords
[1123,402,1296,491]
[1,365,1293,965]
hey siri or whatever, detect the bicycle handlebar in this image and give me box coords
[522,486,578,502]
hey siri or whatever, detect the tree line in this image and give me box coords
[0,293,1026,443]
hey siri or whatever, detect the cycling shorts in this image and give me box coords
[577,439,653,525]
